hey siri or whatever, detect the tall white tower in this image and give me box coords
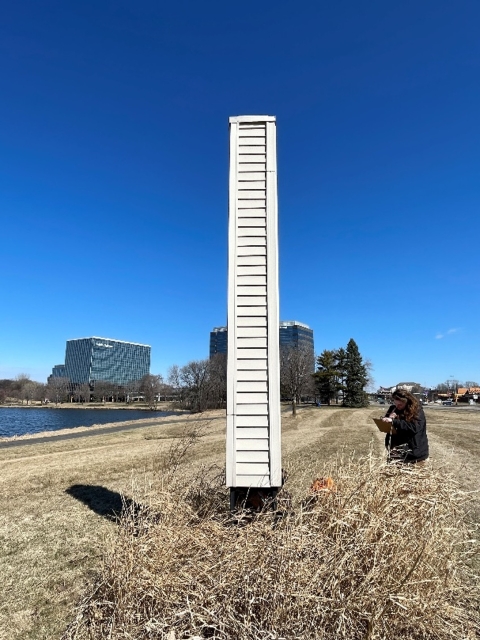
[226,115,281,505]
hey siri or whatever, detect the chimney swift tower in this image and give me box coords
[226,115,281,507]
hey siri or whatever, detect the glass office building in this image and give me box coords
[279,320,315,372]
[50,364,66,378]
[64,337,151,386]
[209,327,228,358]
[279,320,314,351]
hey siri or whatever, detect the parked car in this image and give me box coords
[442,400,453,406]
[377,398,385,404]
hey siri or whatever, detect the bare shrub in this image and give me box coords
[63,456,479,640]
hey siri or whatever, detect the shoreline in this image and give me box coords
[0,410,211,447]
[0,403,171,411]
[0,404,192,443]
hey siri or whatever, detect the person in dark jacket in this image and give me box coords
[381,389,429,463]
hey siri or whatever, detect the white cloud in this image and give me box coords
[435,328,459,340]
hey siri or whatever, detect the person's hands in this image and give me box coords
[382,412,397,423]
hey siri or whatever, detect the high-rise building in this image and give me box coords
[279,320,315,372]
[50,364,66,378]
[63,337,150,386]
[209,327,228,358]
[210,321,315,370]
[47,364,67,385]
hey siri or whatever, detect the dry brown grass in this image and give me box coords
[62,450,479,640]
[1,406,480,639]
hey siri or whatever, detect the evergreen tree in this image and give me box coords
[314,350,339,405]
[334,347,347,404]
[343,339,369,407]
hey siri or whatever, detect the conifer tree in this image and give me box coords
[314,350,339,405]
[334,347,347,404]
[343,338,369,407]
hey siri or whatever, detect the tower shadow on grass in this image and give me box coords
[66,484,143,524]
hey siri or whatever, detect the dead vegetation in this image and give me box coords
[1,406,480,639]
[63,446,479,639]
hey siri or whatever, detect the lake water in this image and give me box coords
[0,407,167,438]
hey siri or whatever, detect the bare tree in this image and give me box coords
[92,380,114,404]
[73,385,82,404]
[46,377,71,406]
[280,344,315,416]
[34,382,46,404]
[139,374,164,410]
[179,359,212,413]
[124,379,140,404]
[364,358,376,395]
[167,365,182,398]
[209,353,227,409]
[21,380,38,405]
[78,383,91,403]
[465,380,480,388]
[13,374,31,404]
[167,358,227,412]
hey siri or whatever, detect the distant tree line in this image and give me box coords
[1,341,374,413]
[167,354,227,413]
[278,337,372,413]
[0,355,228,414]
[0,374,171,409]
[435,379,479,392]
[0,375,47,406]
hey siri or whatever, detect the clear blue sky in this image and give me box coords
[1,0,479,389]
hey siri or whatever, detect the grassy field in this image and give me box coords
[0,405,479,639]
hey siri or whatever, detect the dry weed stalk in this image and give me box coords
[63,452,479,640]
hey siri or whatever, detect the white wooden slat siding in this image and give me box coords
[238,303,266,311]
[237,236,266,246]
[235,419,268,430]
[237,313,266,323]
[236,437,269,447]
[237,304,267,313]
[237,380,268,392]
[239,182,266,190]
[238,220,266,229]
[236,359,268,370]
[237,463,270,476]
[238,348,267,359]
[227,115,281,490]
[237,319,267,330]
[236,370,268,381]
[237,327,267,338]
[237,173,265,182]
[238,164,266,174]
[238,129,266,136]
[237,268,266,278]
[238,149,265,157]
[238,155,267,164]
[237,257,266,267]
[236,451,269,463]
[237,243,266,254]
[237,340,268,352]
[236,404,269,415]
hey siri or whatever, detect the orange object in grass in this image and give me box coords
[310,477,336,493]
